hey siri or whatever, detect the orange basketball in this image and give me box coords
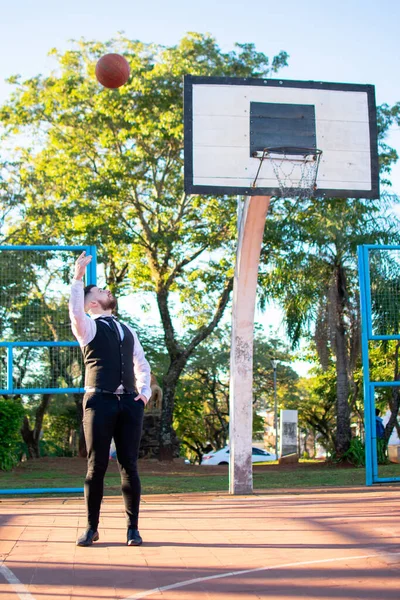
[95,53,130,89]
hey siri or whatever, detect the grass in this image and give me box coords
[1,458,400,496]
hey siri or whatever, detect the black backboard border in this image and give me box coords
[183,75,380,199]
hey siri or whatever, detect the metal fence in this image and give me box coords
[358,244,400,485]
[0,245,96,394]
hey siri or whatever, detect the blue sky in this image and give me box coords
[1,0,399,189]
[1,0,399,372]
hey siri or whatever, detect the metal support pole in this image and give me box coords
[229,195,271,495]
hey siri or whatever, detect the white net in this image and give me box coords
[253,147,322,198]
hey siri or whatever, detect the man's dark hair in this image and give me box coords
[84,284,97,298]
[375,408,381,417]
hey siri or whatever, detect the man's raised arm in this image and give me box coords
[69,251,95,347]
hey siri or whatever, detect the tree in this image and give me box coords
[256,94,400,458]
[260,194,400,456]
[258,98,400,455]
[174,326,299,463]
[0,33,289,459]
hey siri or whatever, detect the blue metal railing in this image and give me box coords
[358,244,400,486]
[0,244,96,395]
[0,244,98,495]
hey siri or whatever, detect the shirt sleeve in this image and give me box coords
[69,279,96,347]
[125,324,152,402]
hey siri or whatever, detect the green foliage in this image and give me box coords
[0,33,288,321]
[0,33,287,291]
[377,101,400,185]
[174,337,229,463]
[261,197,400,348]
[0,397,24,470]
[376,438,389,465]
[174,326,299,462]
[340,436,366,466]
[2,32,398,458]
[0,33,290,454]
[337,436,388,467]
[118,312,169,379]
[259,191,400,456]
[41,405,79,457]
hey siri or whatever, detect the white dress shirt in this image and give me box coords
[69,279,151,401]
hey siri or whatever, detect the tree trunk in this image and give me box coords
[335,335,351,455]
[20,394,52,458]
[334,266,351,456]
[159,372,179,461]
[21,415,39,458]
[157,277,234,460]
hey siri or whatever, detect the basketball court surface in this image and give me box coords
[1,486,400,600]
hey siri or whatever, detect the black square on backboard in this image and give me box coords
[250,102,317,156]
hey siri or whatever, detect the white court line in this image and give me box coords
[124,550,400,599]
[0,562,36,600]
[1,550,399,600]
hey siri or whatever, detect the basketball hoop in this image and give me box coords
[252,147,322,198]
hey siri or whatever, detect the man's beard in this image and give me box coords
[98,295,117,311]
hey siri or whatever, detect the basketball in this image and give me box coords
[95,53,130,89]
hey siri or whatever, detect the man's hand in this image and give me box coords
[135,394,148,405]
[74,251,92,281]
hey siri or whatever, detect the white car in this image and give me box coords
[201,446,276,465]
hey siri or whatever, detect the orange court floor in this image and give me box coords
[0,486,400,600]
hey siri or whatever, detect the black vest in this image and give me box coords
[82,319,136,392]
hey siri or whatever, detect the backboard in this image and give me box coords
[184,76,379,198]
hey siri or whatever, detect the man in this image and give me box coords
[70,251,151,547]
[375,408,385,440]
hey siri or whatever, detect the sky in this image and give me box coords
[1,0,398,190]
[1,0,399,373]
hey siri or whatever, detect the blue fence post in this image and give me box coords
[370,384,379,482]
[358,245,373,485]
[89,245,97,285]
[6,345,13,394]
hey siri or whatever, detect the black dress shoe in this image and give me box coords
[76,528,99,547]
[127,528,143,546]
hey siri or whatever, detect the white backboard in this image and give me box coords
[184,76,379,198]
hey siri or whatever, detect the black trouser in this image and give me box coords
[82,391,144,531]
